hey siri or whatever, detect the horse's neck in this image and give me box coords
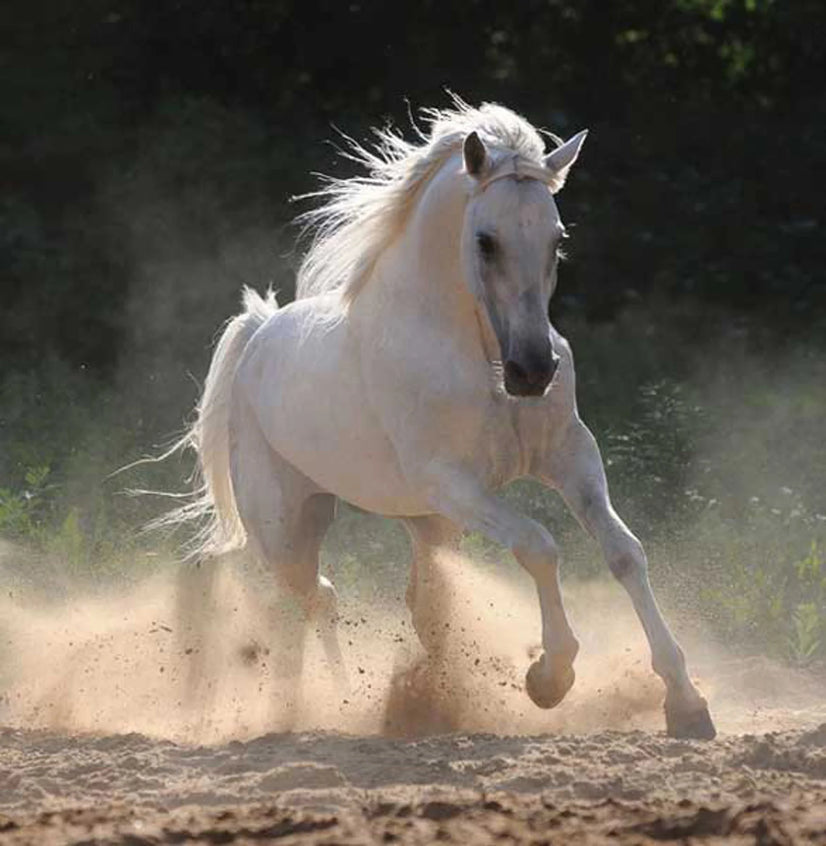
[367,155,484,351]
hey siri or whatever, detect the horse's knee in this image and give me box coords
[608,539,647,583]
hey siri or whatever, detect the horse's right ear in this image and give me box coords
[463,131,489,177]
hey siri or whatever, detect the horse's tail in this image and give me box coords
[152,286,278,559]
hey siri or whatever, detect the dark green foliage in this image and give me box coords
[2,0,824,371]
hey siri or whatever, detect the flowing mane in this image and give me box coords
[295,97,551,302]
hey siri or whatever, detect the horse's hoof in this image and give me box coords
[665,696,717,740]
[525,657,575,709]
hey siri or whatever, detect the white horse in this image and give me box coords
[174,99,715,739]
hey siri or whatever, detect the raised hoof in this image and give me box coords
[525,657,575,709]
[665,696,717,740]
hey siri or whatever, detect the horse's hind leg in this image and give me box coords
[230,404,344,688]
[294,492,345,686]
[174,556,221,711]
[402,515,461,655]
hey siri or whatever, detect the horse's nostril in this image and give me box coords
[505,359,529,383]
[505,359,549,388]
[503,346,560,396]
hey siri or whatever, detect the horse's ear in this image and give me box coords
[543,129,588,191]
[463,131,489,177]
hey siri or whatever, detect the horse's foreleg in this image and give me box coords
[541,420,716,739]
[403,515,461,655]
[426,470,579,709]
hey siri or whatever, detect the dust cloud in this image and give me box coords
[1,546,823,744]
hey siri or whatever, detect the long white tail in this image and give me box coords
[155,287,278,559]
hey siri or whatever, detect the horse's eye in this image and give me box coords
[476,232,497,260]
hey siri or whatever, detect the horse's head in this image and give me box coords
[460,129,587,397]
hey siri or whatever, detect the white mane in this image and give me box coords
[295,96,552,302]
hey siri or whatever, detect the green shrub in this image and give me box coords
[703,541,825,664]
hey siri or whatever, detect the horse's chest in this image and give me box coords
[472,379,573,487]
[471,401,528,485]
[431,393,533,489]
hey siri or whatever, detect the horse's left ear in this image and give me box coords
[544,129,588,191]
[463,131,489,177]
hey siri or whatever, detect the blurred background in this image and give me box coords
[1,1,824,665]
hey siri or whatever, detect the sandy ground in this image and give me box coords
[1,548,825,843]
[1,725,825,844]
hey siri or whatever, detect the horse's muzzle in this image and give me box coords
[504,353,559,397]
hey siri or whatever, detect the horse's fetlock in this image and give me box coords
[652,643,686,683]
[545,635,579,669]
[563,635,580,664]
